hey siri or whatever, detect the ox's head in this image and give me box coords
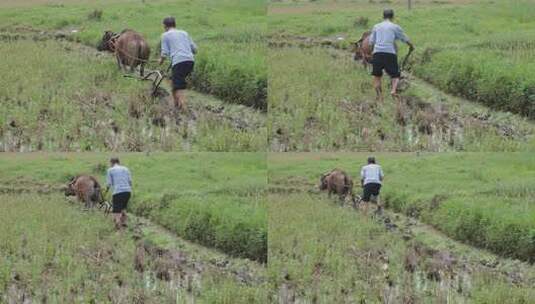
[97,30,117,52]
[64,176,77,196]
[319,172,329,190]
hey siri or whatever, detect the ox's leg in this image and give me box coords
[115,54,124,72]
[140,63,145,77]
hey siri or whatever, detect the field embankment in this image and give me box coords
[0,193,266,303]
[0,0,267,109]
[0,153,267,263]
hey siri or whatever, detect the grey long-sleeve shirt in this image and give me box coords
[369,20,410,55]
[360,164,384,185]
[161,29,197,66]
[106,165,132,195]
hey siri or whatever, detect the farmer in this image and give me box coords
[159,16,197,112]
[360,156,384,216]
[369,9,415,101]
[105,157,132,230]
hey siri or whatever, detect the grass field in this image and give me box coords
[268,0,535,151]
[269,152,535,262]
[0,0,266,109]
[0,193,266,303]
[268,152,535,303]
[0,0,267,152]
[0,153,267,263]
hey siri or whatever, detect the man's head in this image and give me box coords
[110,157,120,166]
[163,17,176,31]
[383,9,394,20]
[367,156,376,164]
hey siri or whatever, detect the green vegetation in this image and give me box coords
[0,0,267,152]
[268,0,535,151]
[0,0,266,109]
[269,152,535,262]
[268,152,535,303]
[0,193,266,303]
[0,153,267,262]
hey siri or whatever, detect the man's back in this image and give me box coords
[370,20,409,54]
[107,165,132,195]
[361,164,384,185]
[161,29,197,66]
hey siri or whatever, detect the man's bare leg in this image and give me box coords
[373,76,383,103]
[361,201,369,216]
[120,210,127,227]
[113,213,122,230]
[172,89,187,111]
[391,77,400,97]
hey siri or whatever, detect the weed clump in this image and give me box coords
[88,9,103,21]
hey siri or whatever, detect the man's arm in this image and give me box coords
[189,35,198,54]
[159,35,170,65]
[360,168,365,187]
[396,26,414,51]
[105,170,112,193]
[379,168,384,182]
[369,27,376,46]
[127,169,132,187]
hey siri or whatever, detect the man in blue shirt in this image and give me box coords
[159,16,197,112]
[360,156,384,216]
[369,9,415,101]
[106,157,132,229]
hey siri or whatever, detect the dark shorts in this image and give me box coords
[112,192,131,213]
[372,52,400,78]
[171,61,194,91]
[363,183,381,202]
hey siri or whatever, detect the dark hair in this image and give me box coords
[163,17,176,28]
[110,157,120,165]
[383,9,394,19]
[367,156,376,164]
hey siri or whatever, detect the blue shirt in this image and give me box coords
[361,164,384,185]
[106,165,132,195]
[369,20,410,54]
[161,29,197,66]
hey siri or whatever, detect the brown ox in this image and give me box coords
[64,175,108,211]
[353,31,373,70]
[319,169,356,204]
[97,29,151,77]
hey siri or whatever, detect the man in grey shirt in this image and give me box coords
[360,156,384,215]
[106,157,132,229]
[159,16,197,112]
[369,9,414,101]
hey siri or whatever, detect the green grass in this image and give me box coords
[268,152,535,262]
[268,0,535,151]
[0,193,266,303]
[268,191,535,303]
[0,0,267,109]
[0,39,266,152]
[0,153,267,262]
